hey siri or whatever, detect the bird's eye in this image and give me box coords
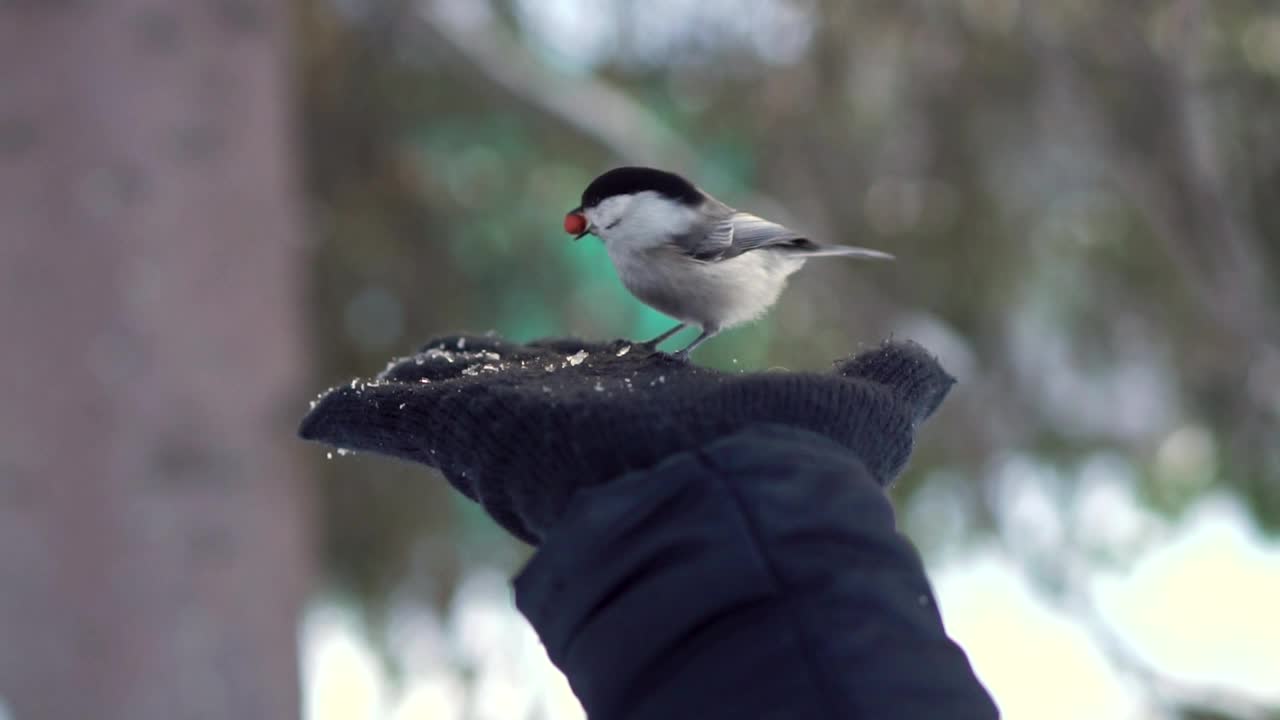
[605,218,622,229]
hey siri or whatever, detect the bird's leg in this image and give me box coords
[638,323,686,350]
[671,326,719,361]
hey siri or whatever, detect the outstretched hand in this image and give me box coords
[299,335,954,544]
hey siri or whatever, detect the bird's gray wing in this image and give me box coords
[676,211,895,262]
[676,212,806,261]
[723,212,808,254]
[692,211,896,262]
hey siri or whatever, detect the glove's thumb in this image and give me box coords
[299,382,456,477]
[835,341,955,425]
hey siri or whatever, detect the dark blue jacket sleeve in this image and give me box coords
[513,425,998,720]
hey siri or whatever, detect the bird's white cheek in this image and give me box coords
[586,195,633,235]
[584,209,605,232]
[610,195,700,248]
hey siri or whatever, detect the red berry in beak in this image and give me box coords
[564,211,587,236]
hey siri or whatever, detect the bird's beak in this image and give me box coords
[564,207,591,241]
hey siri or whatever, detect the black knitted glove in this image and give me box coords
[299,335,954,544]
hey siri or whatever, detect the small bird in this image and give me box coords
[564,166,893,358]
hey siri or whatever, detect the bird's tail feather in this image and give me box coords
[792,243,895,261]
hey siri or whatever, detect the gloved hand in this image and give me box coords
[298,335,954,545]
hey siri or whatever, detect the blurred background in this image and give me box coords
[2,0,1278,718]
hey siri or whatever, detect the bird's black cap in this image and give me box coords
[581,167,703,209]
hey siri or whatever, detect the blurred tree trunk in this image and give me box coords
[0,2,310,719]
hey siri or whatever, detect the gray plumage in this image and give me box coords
[687,208,894,262]
[572,167,892,358]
